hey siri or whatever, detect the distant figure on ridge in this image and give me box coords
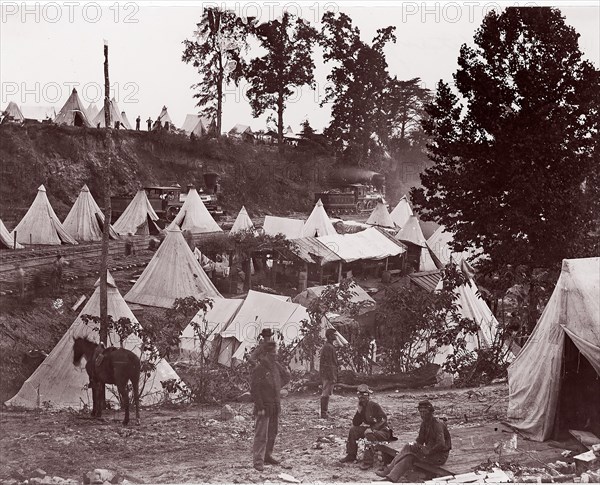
[136,115,141,131]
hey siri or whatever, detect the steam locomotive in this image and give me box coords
[315,169,386,215]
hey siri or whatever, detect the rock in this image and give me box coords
[280,389,288,398]
[233,415,246,422]
[221,404,235,420]
[31,469,47,479]
[84,469,115,485]
[11,469,26,481]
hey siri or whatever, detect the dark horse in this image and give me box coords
[73,337,141,425]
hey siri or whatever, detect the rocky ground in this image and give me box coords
[0,385,509,484]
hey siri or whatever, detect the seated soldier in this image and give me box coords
[340,384,393,470]
[375,400,452,482]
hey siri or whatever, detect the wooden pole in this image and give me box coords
[99,41,112,346]
[13,231,17,250]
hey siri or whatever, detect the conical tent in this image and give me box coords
[366,200,395,228]
[63,185,118,241]
[112,190,160,236]
[86,103,99,121]
[427,225,477,266]
[230,206,254,235]
[92,99,124,128]
[5,272,183,410]
[153,106,173,129]
[507,258,600,441]
[396,215,427,247]
[120,112,133,130]
[3,101,24,122]
[54,88,92,127]
[390,195,413,228]
[302,199,337,237]
[125,225,222,308]
[0,218,23,249]
[13,185,77,245]
[168,188,221,234]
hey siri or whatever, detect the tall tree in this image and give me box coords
[245,12,318,149]
[387,77,431,143]
[182,7,249,136]
[412,8,599,327]
[320,12,396,166]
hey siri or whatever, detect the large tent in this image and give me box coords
[317,227,406,263]
[92,99,124,128]
[396,215,427,248]
[182,114,213,136]
[427,225,478,266]
[293,281,375,311]
[0,218,23,249]
[389,196,413,228]
[120,111,133,130]
[179,298,245,357]
[263,215,304,240]
[54,88,92,127]
[302,199,337,237]
[125,225,222,308]
[12,185,77,245]
[168,188,221,234]
[112,190,160,236]
[86,103,99,121]
[63,185,118,242]
[507,258,600,441]
[3,101,24,123]
[154,106,174,129]
[230,206,254,235]
[20,105,56,122]
[5,272,183,410]
[366,199,395,228]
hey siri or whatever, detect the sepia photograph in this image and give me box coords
[1,1,599,484]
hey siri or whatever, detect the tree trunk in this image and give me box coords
[99,42,111,346]
[277,89,284,153]
[216,59,223,137]
[243,256,252,292]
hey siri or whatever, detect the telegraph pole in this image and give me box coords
[99,40,112,345]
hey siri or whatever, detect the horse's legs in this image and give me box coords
[119,383,130,426]
[131,374,140,426]
[94,382,104,418]
[90,380,98,417]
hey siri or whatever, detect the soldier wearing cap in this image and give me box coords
[319,328,338,419]
[248,328,275,364]
[250,340,290,472]
[340,384,393,470]
[375,400,452,482]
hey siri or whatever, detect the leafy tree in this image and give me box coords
[182,7,250,136]
[320,11,396,166]
[300,119,315,138]
[412,7,600,330]
[245,12,318,149]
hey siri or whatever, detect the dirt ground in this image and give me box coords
[0,384,508,484]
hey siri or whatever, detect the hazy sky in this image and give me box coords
[1,1,599,132]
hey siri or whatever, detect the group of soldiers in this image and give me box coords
[249,328,452,481]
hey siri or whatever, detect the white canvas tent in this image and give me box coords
[182,114,213,136]
[154,106,174,129]
[366,199,395,228]
[125,225,222,308]
[302,199,337,237]
[63,185,118,242]
[230,206,254,235]
[112,190,160,236]
[3,101,24,122]
[263,215,304,240]
[507,258,600,441]
[120,111,133,130]
[54,88,92,127]
[396,215,427,248]
[427,225,478,266]
[92,99,124,128]
[12,185,77,245]
[180,298,245,357]
[317,227,406,263]
[292,281,375,310]
[389,196,413,228]
[168,188,222,234]
[0,218,23,249]
[20,105,56,122]
[5,272,182,410]
[86,103,99,121]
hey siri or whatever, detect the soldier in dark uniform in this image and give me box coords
[250,341,290,472]
[341,384,393,470]
[375,400,452,482]
[319,328,338,418]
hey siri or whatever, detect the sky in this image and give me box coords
[1,1,599,133]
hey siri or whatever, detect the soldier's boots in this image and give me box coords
[320,396,330,419]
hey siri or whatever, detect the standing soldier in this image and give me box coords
[146,117,152,131]
[251,341,290,472]
[16,263,26,300]
[52,254,68,291]
[136,115,141,131]
[320,328,338,419]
